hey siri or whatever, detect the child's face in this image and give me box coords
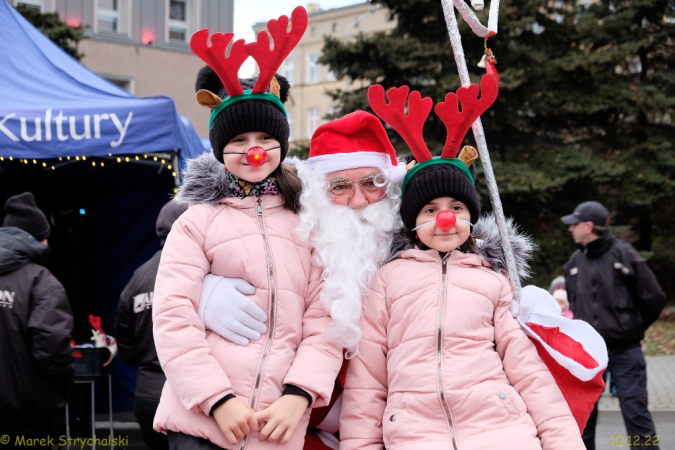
[415,197,472,253]
[553,290,569,312]
[222,131,281,182]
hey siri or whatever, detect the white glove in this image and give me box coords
[512,285,561,323]
[198,274,267,346]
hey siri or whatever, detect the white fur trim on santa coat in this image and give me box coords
[307,151,406,182]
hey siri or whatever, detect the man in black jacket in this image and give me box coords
[0,192,74,446]
[116,200,187,450]
[562,201,666,450]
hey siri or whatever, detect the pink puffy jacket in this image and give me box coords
[152,169,342,449]
[340,248,583,450]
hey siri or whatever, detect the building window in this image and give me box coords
[307,54,320,84]
[332,22,337,33]
[287,111,294,142]
[282,58,294,84]
[307,108,319,139]
[169,0,189,42]
[97,0,120,33]
[327,69,337,82]
[17,0,43,11]
[310,26,316,37]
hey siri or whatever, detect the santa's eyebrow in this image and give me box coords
[329,173,380,184]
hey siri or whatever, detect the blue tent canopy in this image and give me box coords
[0,0,204,167]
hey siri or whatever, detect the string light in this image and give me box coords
[167,164,172,170]
[101,162,105,167]
[51,166,55,170]
[92,162,96,167]
[33,159,36,164]
[135,156,139,160]
[153,156,157,161]
[0,157,4,161]
[108,153,112,156]
[82,156,86,161]
[42,162,46,167]
[161,159,166,164]
[125,157,130,162]
[117,157,121,163]
[144,154,148,158]
[172,172,176,177]
[59,157,62,161]
[9,156,13,161]
[75,156,80,161]
[66,156,70,160]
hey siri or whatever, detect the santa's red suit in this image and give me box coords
[303,359,348,450]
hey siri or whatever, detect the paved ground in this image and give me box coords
[599,355,675,412]
[594,411,675,450]
[590,355,675,449]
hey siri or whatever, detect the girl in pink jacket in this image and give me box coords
[152,9,342,450]
[339,78,584,450]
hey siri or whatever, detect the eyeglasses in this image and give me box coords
[327,174,388,205]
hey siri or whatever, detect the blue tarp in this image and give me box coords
[0,0,204,167]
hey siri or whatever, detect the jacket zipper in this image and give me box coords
[437,255,459,450]
[240,198,277,450]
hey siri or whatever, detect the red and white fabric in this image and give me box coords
[517,287,608,433]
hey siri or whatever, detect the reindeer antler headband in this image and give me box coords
[190,6,308,128]
[368,74,498,194]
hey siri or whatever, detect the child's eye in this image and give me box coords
[261,135,275,140]
[451,205,463,211]
[424,207,437,214]
[229,137,245,143]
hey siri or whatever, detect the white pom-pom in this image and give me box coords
[388,163,407,183]
[471,0,485,10]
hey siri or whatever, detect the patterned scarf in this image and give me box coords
[227,171,279,199]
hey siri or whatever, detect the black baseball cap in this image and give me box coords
[561,201,609,226]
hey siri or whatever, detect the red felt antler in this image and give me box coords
[247,6,308,94]
[190,29,248,97]
[368,85,434,163]
[435,74,498,159]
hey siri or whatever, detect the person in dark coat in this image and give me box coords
[116,200,187,450]
[0,192,74,446]
[562,201,666,450]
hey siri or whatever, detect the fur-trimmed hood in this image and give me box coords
[387,213,536,280]
[175,153,304,206]
[175,152,234,205]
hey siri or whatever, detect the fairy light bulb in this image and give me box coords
[435,210,457,231]
[246,146,267,167]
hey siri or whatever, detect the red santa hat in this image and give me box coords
[307,111,406,182]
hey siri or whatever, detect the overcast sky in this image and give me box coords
[233,0,365,76]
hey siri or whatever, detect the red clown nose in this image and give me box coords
[435,210,457,231]
[246,146,267,167]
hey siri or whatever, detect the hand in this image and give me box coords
[254,395,309,444]
[198,275,267,346]
[213,397,258,445]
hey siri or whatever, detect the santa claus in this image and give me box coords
[196,110,406,449]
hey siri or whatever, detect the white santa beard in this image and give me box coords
[296,163,402,352]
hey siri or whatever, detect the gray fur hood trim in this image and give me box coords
[386,213,536,280]
[473,213,536,280]
[175,152,234,205]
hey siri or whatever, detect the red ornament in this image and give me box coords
[246,146,267,167]
[435,210,456,231]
